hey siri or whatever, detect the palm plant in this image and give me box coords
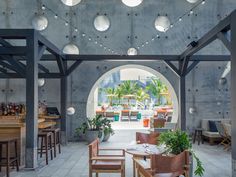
[120,81,139,105]
[135,88,150,102]
[146,78,166,105]
[104,87,117,106]
[115,86,123,104]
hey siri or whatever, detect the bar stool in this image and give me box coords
[193,128,204,145]
[0,138,19,177]
[42,128,61,157]
[38,132,53,165]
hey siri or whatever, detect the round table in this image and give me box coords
[126,144,164,177]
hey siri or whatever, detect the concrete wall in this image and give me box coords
[0,0,234,140]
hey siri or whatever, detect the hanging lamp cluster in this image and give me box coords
[32,0,206,56]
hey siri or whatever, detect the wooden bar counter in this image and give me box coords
[0,115,58,167]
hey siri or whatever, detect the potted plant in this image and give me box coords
[103,124,114,142]
[158,130,204,177]
[76,115,105,144]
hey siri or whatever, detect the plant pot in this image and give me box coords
[103,133,111,142]
[85,130,104,144]
[98,130,104,143]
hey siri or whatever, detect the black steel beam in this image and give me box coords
[38,64,49,73]
[217,32,231,52]
[0,67,7,74]
[180,13,231,58]
[179,75,186,131]
[56,56,66,75]
[0,59,24,76]
[181,57,190,76]
[163,60,180,77]
[37,33,64,58]
[37,54,231,62]
[0,46,27,55]
[0,29,32,39]
[38,44,46,61]
[0,73,62,78]
[185,61,200,76]
[66,60,82,76]
[25,32,38,169]
[61,60,68,144]
[230,10,236,175]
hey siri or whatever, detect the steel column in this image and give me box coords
[179,61,186,131]
[179,75,186,131]
[25,31,38,169]
[60,61,68,145]
[230,10,236,177]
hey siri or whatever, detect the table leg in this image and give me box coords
[6,143,10,177]
[133,158,136,177]
[193,131,196,144]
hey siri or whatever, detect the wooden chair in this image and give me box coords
[215,122,231,150]
[130,111,139,121]
[136,132,160,145]
[88,139,125,177]
[136,150,190,177]
[132,132,160,177]
[153,118,166,128]
[105,111,115,121]
[121,110,130,121]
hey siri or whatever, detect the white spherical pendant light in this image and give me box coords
[67,107,75,115]
[127,48,138,55]
[122,0,143,7]
[94,15,110,32]
[38,78,45,87]
[61,0,82,6]
[63,43,79,54]
[32,15,48,31]
[186,0,199,3]
[155,16,171,32]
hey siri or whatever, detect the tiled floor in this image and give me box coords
[0,129,231,177]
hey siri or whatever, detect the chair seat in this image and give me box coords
[154,172,180,177]
[92,160,122,170]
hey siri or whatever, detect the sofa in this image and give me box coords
[201,118,231,145]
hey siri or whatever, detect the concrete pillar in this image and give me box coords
[25,31,38,169]
[231,10,236,177]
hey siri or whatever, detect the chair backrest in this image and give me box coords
[215,122,227,137]
[121,110,130,116]
[150,150,189,176]
[96,111,105,117]
[130,111,139,116]
[88,138,99,160]
[106,111,114,117]
[136,132,160,145]
[153,118,166,128]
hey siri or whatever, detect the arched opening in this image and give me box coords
[86,64,179,128]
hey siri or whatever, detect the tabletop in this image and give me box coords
[125,143,165,157]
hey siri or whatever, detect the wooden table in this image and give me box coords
[126,144,164,177]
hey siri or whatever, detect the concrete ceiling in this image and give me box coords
[0,0,235,55]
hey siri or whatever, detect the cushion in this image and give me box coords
[201,119,230,131]
[203,131,220,138]
[208,121,219,132]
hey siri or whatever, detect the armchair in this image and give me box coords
[88,139,126,177]
[135,150,190,177]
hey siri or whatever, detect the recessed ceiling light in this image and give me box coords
[32,15,48,31]
[61,0,82,6]
[121,0,143,7]
[154,16,170,32]
[63,43,79,54]
[94,15,110,32]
